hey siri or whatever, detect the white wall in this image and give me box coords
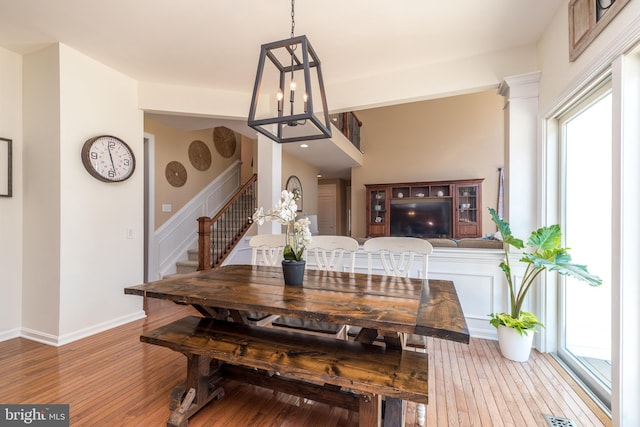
[0,47,23,340]
[22,44,62,339]
[20,44,144,345]
[58,45,144,340]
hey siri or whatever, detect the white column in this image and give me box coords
[498,72,542,348]
[256,132,282,234]
[498,72,541,239]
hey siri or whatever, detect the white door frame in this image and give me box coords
[144,132,156,282]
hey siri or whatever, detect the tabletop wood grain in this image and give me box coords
[125,264,469,343]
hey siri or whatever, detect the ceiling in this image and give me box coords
[0,0,562,177]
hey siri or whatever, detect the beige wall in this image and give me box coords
[351,89,504,238]
[240,135,256,183]
[144,118,241,229]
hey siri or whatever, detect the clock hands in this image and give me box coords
[107,142,117,176]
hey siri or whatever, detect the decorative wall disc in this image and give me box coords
[165,161,187,187]
[188,140,212,171]
[213,126,237,158]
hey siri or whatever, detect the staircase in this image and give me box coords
[197,174,257,271]
[175,249,200,274]
[170,174,256,276]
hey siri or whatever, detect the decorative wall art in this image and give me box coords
[165,161,187,187]
[0,138,12,197]
[286,175,303,212]
[188,139,212,171]
[213,126,237,158]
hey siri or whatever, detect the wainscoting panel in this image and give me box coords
[151,161,241,279]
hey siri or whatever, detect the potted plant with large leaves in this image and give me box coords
[488,207,602,362]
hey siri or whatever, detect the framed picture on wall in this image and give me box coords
[0,138,12,197]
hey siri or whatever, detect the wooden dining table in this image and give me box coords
[125,264,470,426]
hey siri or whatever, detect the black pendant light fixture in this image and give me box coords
[247,0,332,143]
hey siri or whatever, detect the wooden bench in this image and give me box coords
[142,315,429,427]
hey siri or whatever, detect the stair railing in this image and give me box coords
[330,112,363,150]
[197,174,257,270]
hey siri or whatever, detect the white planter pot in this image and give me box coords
[497,325,535,362]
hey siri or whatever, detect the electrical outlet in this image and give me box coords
[127,228,134,239]
[162,204,172,212]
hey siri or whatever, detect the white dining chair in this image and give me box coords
[249,233,287,266]
[362,236,433,426]
[307,235,359,272]
[363,236,432,279]
[271,235,360,340]
[245,234,288,326]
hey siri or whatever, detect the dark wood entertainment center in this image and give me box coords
[365,178,484,239]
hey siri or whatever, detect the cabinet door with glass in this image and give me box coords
[365,185,389,237]
[454,180,482,238]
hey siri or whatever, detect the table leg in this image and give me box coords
[358,393,382,427]
[167,354,225,427]
[356,330,409,427]
[383,398,406,427]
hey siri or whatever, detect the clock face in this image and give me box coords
[81,135,135,182]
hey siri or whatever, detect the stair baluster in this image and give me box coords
[198,174,257,270]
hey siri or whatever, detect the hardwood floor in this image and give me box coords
[0,299,610,427]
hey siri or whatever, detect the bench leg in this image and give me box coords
[358,393,382,427]
[383,398,406,427]
[166,354,225,427]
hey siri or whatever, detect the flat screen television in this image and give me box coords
[390,198,452,238]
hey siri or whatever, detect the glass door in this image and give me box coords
[558,82,612,408]
[457,185,477,224]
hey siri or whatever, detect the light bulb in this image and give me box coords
[289,79,296,105]
[277,88,284,112]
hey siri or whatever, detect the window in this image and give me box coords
[557,80,612,407]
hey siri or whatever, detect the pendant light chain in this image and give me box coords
[288,0,297,116]
[290,0,296,39]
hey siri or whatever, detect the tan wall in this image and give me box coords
[240,135,256,183]
[351,89,504,238]
[144,118,241,229]
[281,151,319,217]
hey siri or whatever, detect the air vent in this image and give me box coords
[544,415,577,427]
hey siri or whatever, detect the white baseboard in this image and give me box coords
[0,327,20,343]
[19,310,147,347]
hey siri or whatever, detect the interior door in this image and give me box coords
[317,183,337,235]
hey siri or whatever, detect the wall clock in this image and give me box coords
[81,135,135,182]
[286,175,303,212]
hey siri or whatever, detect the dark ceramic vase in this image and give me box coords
[281,259,305,286]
